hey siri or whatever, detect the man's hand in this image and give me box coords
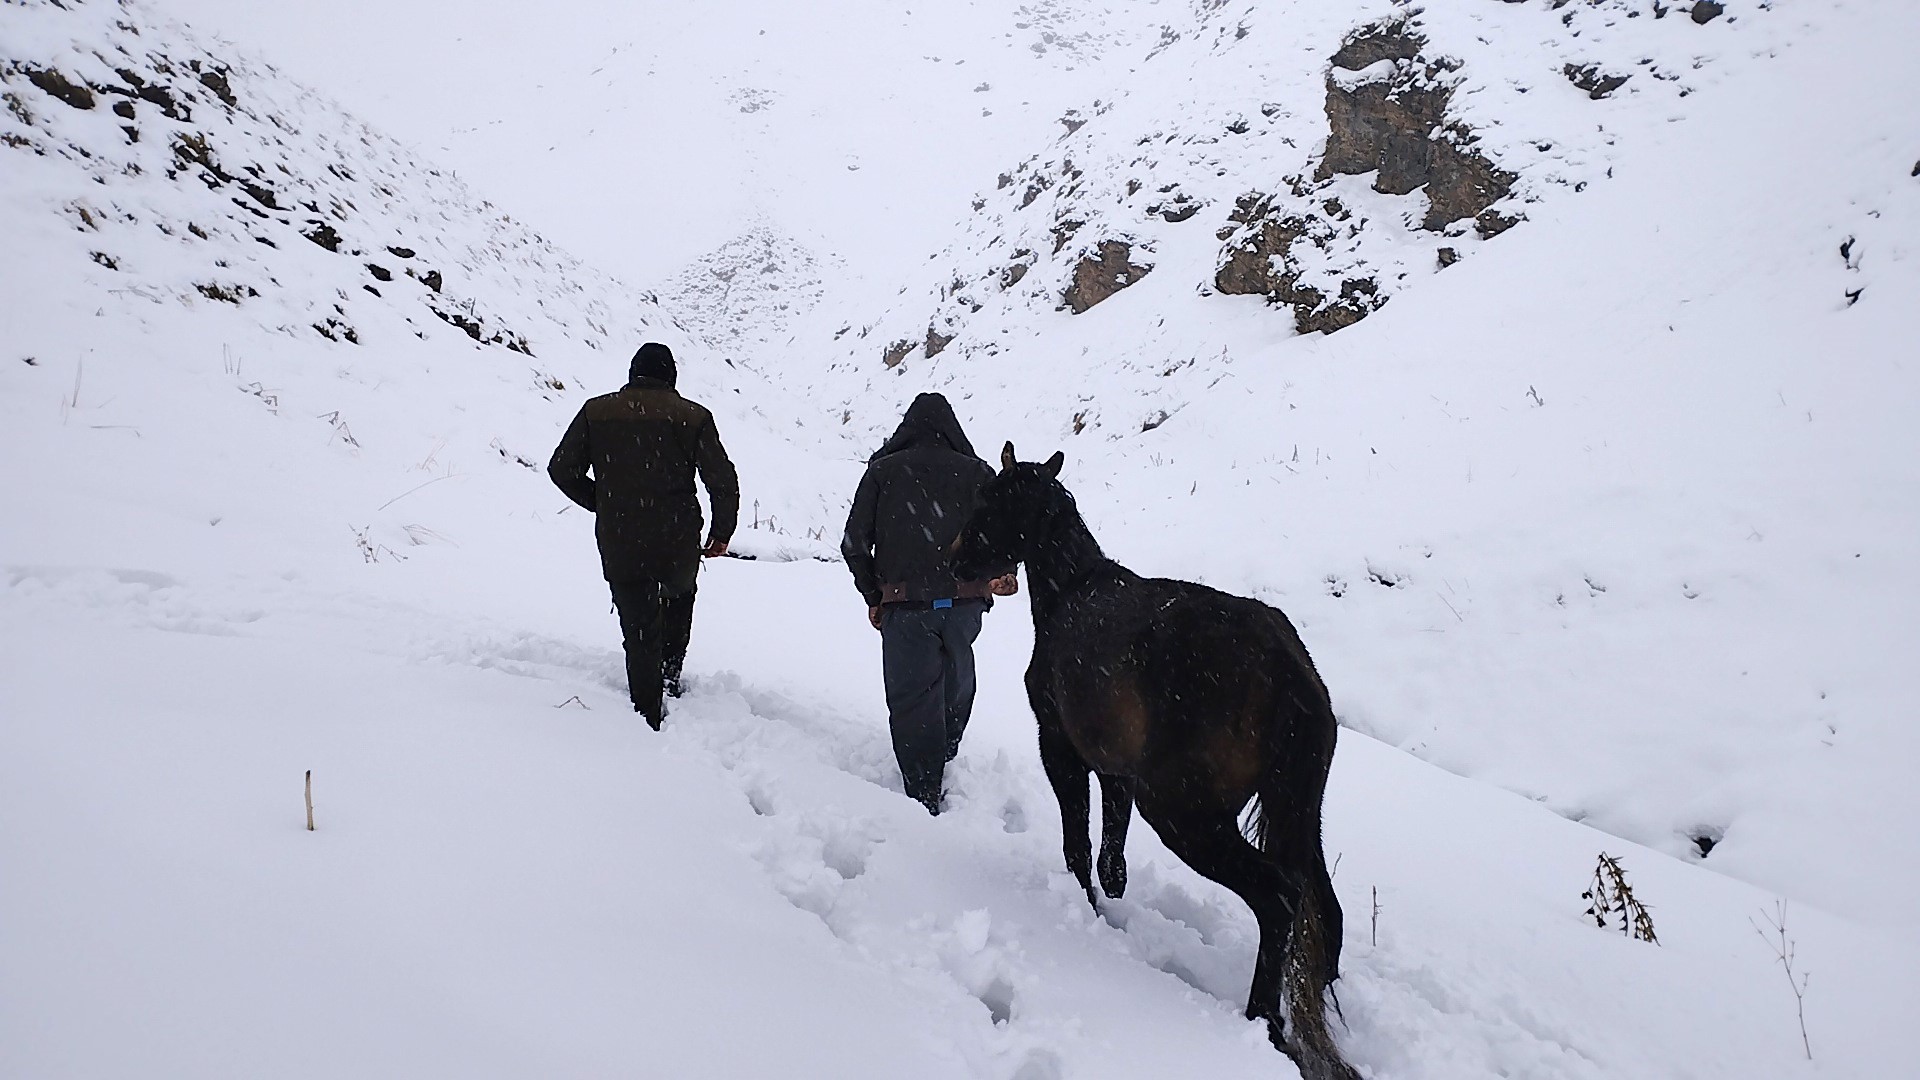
[989,573,1019,597]
[868,605,885,631]
[703,538,729,558]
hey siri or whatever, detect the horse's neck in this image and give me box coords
[1027,512,1107,622]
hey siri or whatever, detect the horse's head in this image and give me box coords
[953,441,1069,579]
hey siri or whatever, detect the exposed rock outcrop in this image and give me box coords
[1000,253,1032,289]
[1425,127,1520,236]
[1062,241,1152,314]
[302,221,342,252]
[22,66,95,111]
[924,326,955,358]
[429,301,531,354]
[1564,63,1631,100]
[1315,16,1515,234]
[881,325,957,368]
[1149,188,1201,222]
[879,322,956,365]
[1214,192,1384,335]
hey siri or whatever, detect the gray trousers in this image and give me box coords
[881,601,985,812]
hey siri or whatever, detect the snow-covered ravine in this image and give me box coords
[5,558,1912,1079]
[5,0,1919,1076]
[156,0,1176,287]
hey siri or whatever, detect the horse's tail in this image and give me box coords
[1250,776,1361,1080]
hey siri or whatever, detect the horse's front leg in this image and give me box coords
[1036,723,1096,907]
[1096,774,1134,899]
[1028,663,1099,907]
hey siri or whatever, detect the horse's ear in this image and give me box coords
[1042,451,1065,478]
[1001,441,1017,472]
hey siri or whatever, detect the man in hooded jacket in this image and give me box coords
[549,342,738,729]
[842,393,1014,813]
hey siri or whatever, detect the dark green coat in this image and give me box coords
[548,377,739,590]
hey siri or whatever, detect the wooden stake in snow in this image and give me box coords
[305,770,315,832]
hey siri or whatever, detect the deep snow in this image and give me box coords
[4,0,1918,1077]
[8,561,1916,1078]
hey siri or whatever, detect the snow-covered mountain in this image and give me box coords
[837,0,1781,365]
[779,0,1920,926]
[5,0,1917,1078]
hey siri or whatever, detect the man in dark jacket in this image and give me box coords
[549,342,739,729]
[842,393,1013,814]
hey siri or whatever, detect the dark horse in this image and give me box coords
[953,444,1358,1080]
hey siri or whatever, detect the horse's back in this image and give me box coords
[1135,577,1323,687]
[1042,570,1332,797]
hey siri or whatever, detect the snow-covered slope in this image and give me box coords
[3,0,659,361]
[4,0,1918,1078]
[778,0,1920,923]
[820,0,1798,393]
[10,559,1915,1079]
[0,0,843,574]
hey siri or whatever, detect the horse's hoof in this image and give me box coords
[1097,845,1127,896]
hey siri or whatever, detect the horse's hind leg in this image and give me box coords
[1137,793,1303,1039]
[1096,774,1134,899]
[1038,723,1097,907]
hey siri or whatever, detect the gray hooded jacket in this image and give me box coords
[841,394,996,606]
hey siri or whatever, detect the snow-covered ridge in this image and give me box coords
[831,0,1781,381]
[0,0,676,361]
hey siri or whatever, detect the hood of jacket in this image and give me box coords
[869,393,979,463]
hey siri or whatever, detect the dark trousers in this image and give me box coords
[609,580,696,725]
[881,601,984,812]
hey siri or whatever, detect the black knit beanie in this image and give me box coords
[629,342,677,386]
